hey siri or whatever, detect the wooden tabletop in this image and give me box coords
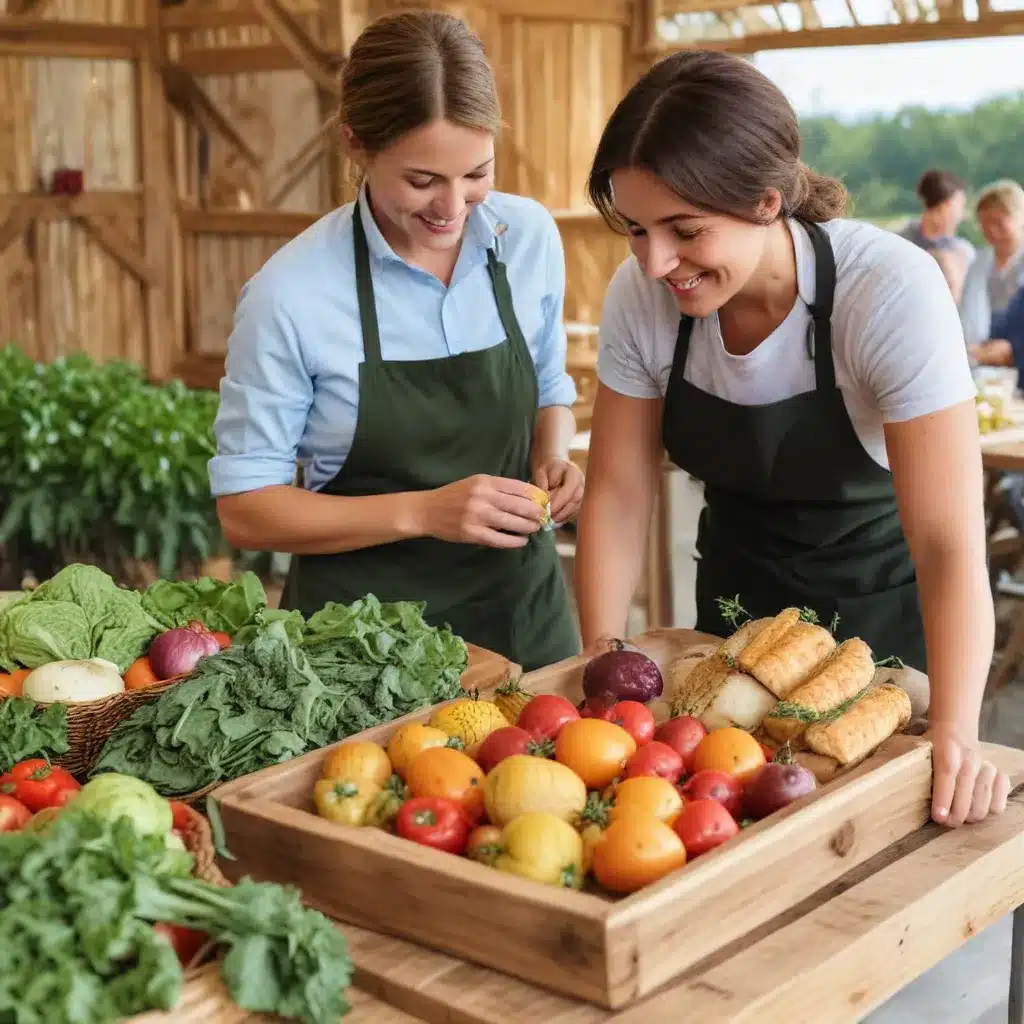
[338,741,1024,1024]
[983,439,1024,473]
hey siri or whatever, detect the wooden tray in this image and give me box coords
[212,628,935,1010]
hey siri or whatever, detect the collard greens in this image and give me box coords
[91,597,468,795]
[141,572,268,636]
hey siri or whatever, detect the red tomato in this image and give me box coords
[466,824,503,865]
[622,741,684,784]
[475,726,552,774]
[153,922,209,967]
[680,769,743,819]
[654,716,707,773]
[579,698,614,721]
[0,759,80,812]
[169,800,192,833]
[760,742,775,763]
[608,701,655,746]
[516,695,580,742]
[395,796,470,854]
[211,631,232,649]
[0,794,32,832]
[673,798,739,858]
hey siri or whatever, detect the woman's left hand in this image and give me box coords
[534,458,585,525]
[928,726,1011,826]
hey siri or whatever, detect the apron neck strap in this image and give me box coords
[353,204,383,365]
[798,218,838,391]
[486,248,525,347]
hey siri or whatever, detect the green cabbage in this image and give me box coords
[73,773,173,837]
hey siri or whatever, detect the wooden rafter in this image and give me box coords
[0,206,31,256]
[74,214,157,285]
[798,2,822,29]
[161,65,264,171]
[0,16,143,57]
[249,0,341,95]
[267,122,333,208]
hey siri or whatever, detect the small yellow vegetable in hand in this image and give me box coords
[429,697,509,754]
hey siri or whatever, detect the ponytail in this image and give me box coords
[790,163,848,222]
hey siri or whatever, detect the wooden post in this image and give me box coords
[138,0,176,381]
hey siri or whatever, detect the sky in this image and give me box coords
[754,36,1024,118]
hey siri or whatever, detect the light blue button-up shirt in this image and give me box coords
[209,188,577,496]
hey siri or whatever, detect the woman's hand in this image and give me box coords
[928,725,1011,825]
[968,339,1013,367]
[533,457,585,525]
[421,474,544,549]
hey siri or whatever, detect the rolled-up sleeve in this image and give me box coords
[208,279,314,497]
[534,217,577,408]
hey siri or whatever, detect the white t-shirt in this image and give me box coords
[597,218,977,470]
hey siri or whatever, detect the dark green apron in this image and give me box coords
[662,219,927,669]
[283,205,579,671]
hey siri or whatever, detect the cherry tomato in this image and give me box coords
[0,794,32,832]
[691,728,766,782]
[680,769,743,819]
[466,824,504,865]
[517,695,580,741]
[169,800,192,833]
[609,776,683,824]
[475,726,552,774]
[579,697,614,720]
[608,701,655,746]
[592,813,687,893]
[124,656,162,691]
[0,759,80,812]
[395,796,470,855]
[673,798,739,858]
[622,741,684,784]
[406,746,485,824]
[153,922,209,967]
[555,718,636,789]
[654,716,707,773]
[0,668,31,697]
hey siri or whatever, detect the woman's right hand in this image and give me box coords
[422,475,545,548]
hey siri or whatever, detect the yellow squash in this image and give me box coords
[483,754,587,827]
[428,697,508,754]
[495,812,584,889]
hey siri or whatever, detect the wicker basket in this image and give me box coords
[0,673,188,778]
[179,803,230,888]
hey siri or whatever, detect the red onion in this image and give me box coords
[582,639,663,706]
[148,621,221,680]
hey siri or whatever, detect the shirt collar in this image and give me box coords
[356,183,503,267]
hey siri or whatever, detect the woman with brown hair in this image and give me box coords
[210,11,583,670]
[575,51,1007,826]
[900,168,975,267]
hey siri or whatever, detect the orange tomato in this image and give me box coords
[609,776,683,825]
[691,727,766,782]
[123,656,161,691]
[0,668,31,698]
[406,746,485,824]
[591,813,688,893]
[387,723,455,780]
[554,718,636,789]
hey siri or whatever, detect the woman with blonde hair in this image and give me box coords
[209,11,583,669]
[960,179,1024,347]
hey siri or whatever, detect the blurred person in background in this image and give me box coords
[900,169,975,268]
[933,247,968,304]
[960,180,1024,347]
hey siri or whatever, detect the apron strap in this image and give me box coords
[674,313,696,368]
[486,248,528,349]
[353,204,383,366]
[798,219,838,391]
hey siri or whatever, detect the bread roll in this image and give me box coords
[719,617,773,661]
[804,683,912,766]
[736,608,802,673]
[747,621,837,698]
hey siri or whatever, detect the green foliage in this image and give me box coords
[0,345,223,584]
[801,92,1024,239]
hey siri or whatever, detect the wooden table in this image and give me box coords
[337,743,1024,1023]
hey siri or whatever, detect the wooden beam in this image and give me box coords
[5,0,55,16]
[250,0,341,94]
[798,1,822,28]
[267,134,326,207]
[161,65,264,170]
[179,206,318,236]
[649,9,1024,50]
[0,192,143,220]
[174,43,298,76]
[0,207,32,256]
[74,214,157,285]
[0,17,145,58]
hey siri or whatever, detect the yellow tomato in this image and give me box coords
[555,718,636,790]
[321,741,392,787]
[591,814,687,894]
[429,698,509,754]
[313,777,381,827]
[387,723,454,779]
[691,727,766,782]
[483,754,587,828]
[609,776,683,825]
[495,812,584,889]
